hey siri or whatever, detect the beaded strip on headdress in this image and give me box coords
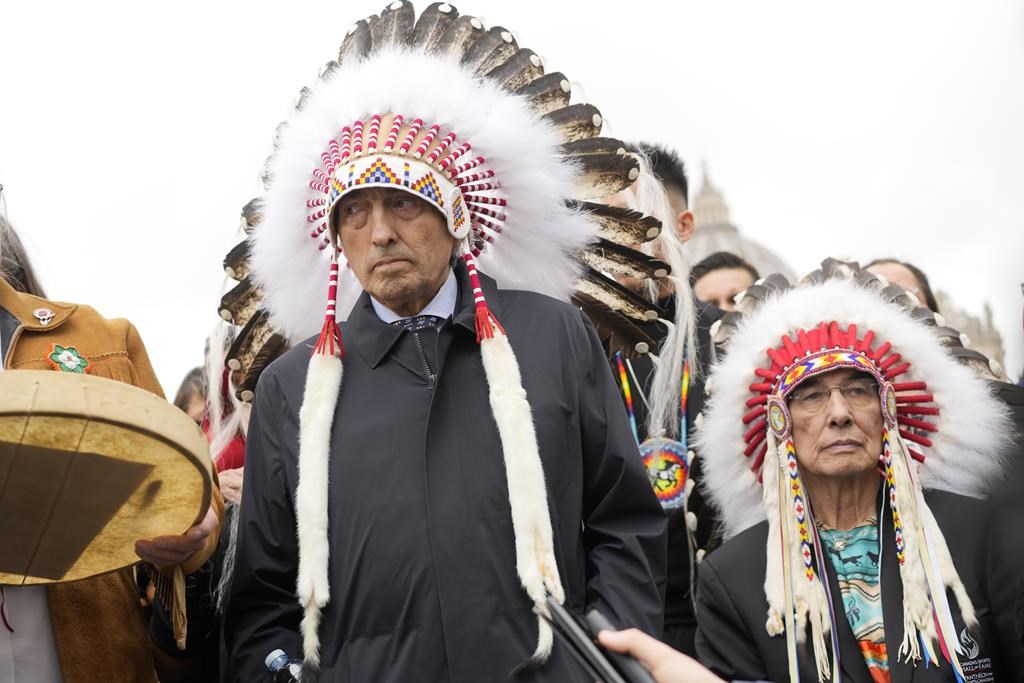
[305,114,503,253]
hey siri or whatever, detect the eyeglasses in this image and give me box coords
[788,379,879,414]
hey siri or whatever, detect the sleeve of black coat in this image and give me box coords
[223,368,304,681]
[987,496,1024,681]
[693,557,766,681]
[575,310,668,637]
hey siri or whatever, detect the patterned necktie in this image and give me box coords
[392,315,443,332]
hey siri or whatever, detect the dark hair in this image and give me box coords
[631,142,689,206]
[689,251,760,287]
[0,215,47,297]
[174,366,207,413]
[864,258,940,313]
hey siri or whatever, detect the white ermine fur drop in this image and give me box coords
[296,352,343,666]
[480,330,564,663]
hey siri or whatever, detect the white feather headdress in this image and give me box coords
[695,259,1011,681]
[250,46,597,340]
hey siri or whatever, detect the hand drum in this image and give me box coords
[0,371,213,585]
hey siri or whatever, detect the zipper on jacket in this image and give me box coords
[411,330,435,387]
[3,325,24,370]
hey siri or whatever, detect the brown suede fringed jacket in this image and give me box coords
[0,278,222,683]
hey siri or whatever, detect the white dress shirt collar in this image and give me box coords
[369,269,458,324]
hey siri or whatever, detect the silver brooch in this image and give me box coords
[33,308,55,326]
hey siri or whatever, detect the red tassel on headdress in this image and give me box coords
[461,252,505,343]
[312,260,344,358]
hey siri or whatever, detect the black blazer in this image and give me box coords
[694,490,1024,682]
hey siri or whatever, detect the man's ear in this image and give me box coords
[329,207,342,250]
[676,210,695,242]
[449,237,461,267]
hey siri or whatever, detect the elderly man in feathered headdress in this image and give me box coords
[222,3,672,681]
[691,260,1024,682]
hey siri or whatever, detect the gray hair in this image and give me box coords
[0,193,47,298]
[612,152,698,440]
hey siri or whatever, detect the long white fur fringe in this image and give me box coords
[292,314,564,671]
[296,352,343,672]
[480,331,565,667]
[762,430,785,637]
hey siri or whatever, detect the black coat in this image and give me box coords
[695,490,1024,683]
[224,265,667,682]
[989,381,1024,650]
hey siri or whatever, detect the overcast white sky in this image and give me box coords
[2,0,1022,393]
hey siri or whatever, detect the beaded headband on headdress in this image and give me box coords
[741,321,939,476]
[306,112,504,250]
[696,259,1011,682]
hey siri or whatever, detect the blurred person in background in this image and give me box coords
[688,251,758,312]
[865,258,940,313]
[641,144,695,247]
[173,366,206,424]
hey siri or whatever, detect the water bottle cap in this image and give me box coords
[265,648,287,669]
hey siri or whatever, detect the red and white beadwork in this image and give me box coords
[461,252,505,343]
[741,321,939,479]
[304,113,506,253]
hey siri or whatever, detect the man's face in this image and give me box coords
[866,262,927,308]
[789,368,883,483]
[692,267,756,311]
[334,188,455,316]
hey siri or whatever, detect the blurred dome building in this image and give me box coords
[688,164,796,281]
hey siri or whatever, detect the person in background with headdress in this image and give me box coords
[693,260,1023,682]
[224,3,668,681]
[604,142,723,657]
[0,194,222,682]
